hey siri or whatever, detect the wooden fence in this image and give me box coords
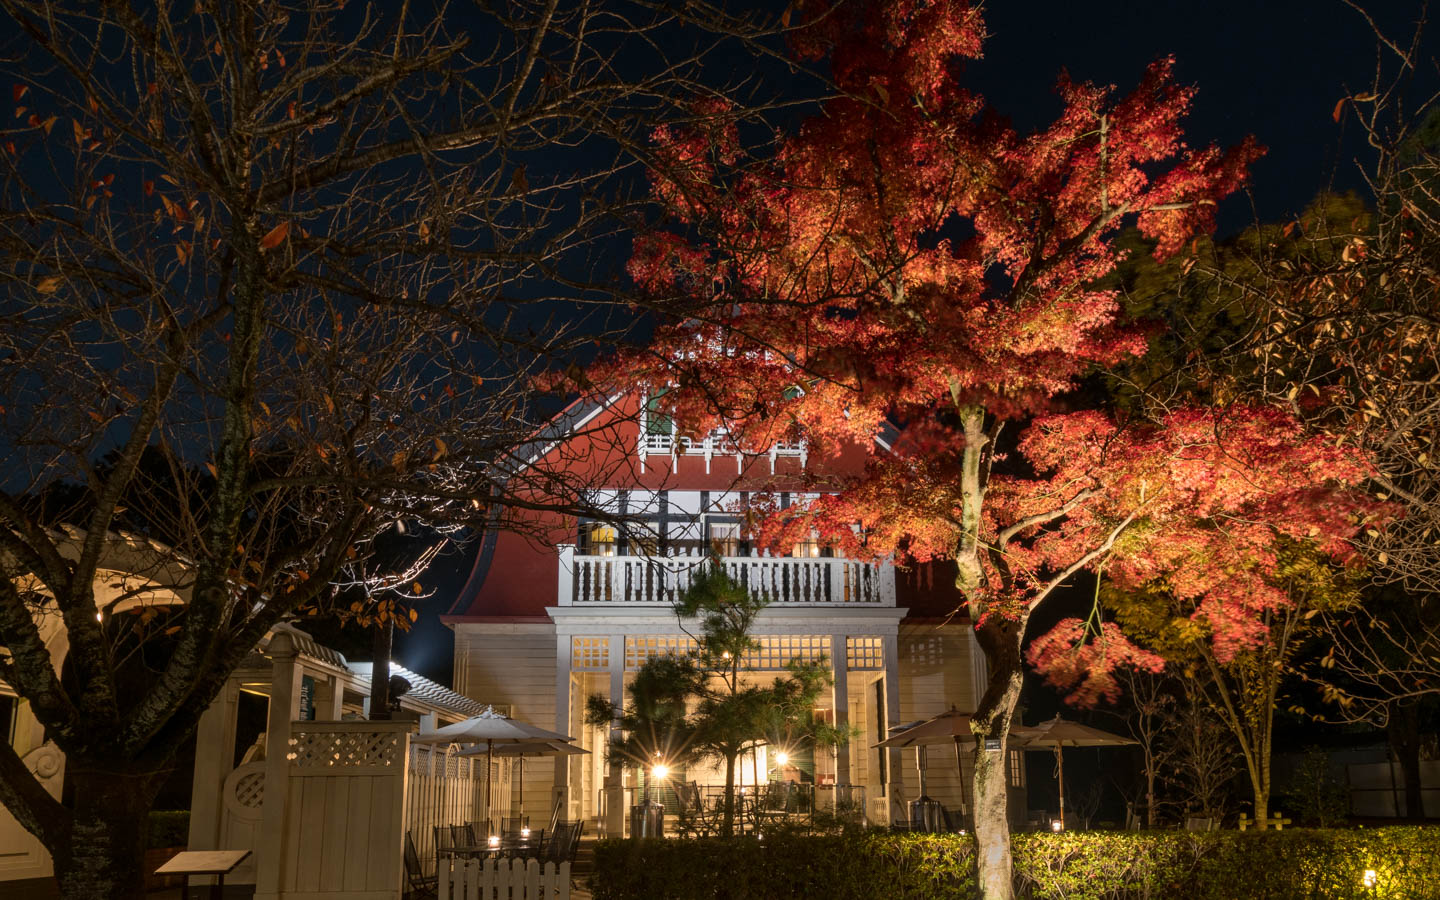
[406,743,513,877]
[438,858,570,900]
[256,721,412,900]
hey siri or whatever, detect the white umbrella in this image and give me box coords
[1011,716,1136,830]
[876,706,1044,815]
[413,709,575,817]
[458,740,590,814]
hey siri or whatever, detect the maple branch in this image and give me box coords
[995,486,1099,548]
[1027,508,1141,611]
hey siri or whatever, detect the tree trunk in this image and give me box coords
[1145,756,1156,829]
[1250,769,1269,825]
[52,758,164,900]
[721,753,737,837]
[971,617,1026,900]
[1387,702,1424,819]
[370,620,393,720]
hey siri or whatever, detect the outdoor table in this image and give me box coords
[442,844,500,860]
[154,849,252,900]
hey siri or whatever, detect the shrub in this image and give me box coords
[589,828,1440,900]
[146,810,190,849]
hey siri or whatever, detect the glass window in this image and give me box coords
[645,392,674,436]
[708,522,747,557]
[580,524,617,557]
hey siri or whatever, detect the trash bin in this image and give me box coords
[630,800,665,838]
[909,796,944,832]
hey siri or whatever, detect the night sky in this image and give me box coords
[395,1,1437,700]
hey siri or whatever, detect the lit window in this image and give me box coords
[571,638,609,670]
[709,522,745,557]
[581,524,617,557]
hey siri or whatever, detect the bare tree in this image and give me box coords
[1111,667,1175,828]
[0,0,787,895]
[1160,683,1239,821]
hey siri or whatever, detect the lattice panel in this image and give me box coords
[571,637,610,670]
[234,771,265,808]
[746,635,831,669]
[288,729,405,769]
[625,635,696,669]
[846,637,883,670]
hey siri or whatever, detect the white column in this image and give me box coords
[882,632,903,825]
[830,634,850,787]
[255,634,303,900]
[554,633,573,819]
[188,679,239,851]
[321,673,345,720]
[557,544,576,606]
[604,638,626,837]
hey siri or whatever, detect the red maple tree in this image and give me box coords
[615,1,1375,895]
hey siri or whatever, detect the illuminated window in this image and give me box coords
[846,637,883,670]
[709,522,745,557]
[745,635,831,669]
[571,637,609,670]
[580,524,617,557]
[625,635,697,669]
[1008,750,1025,787]
[791,535,822,558]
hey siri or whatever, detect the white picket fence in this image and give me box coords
[438,857,571,900]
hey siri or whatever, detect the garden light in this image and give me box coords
[1363,869,1378,889]
[1051,820,1063,833]
[521,827,530,838]
[652,763,670,779]
[488,835,500,848]
[775,752,789,766]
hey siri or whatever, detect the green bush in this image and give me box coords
[146,810,190,849]
[589,828,1440,900]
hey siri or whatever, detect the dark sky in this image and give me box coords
[395,0,1437,683]
[971,0,1431,230]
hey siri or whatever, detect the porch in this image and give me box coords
[548,616,910,835]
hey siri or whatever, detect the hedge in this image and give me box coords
[589,828,1440,900]
[146,810,190,849]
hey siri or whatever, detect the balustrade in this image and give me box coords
[558,547,894,606]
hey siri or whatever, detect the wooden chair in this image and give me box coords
[404,831,437,900]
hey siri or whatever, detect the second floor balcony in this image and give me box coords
[557,545,896,607]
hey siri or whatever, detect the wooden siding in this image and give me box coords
[455,626,558,825]
[893,623,978,821]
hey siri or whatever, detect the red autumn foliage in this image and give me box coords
[611,0,1374,709]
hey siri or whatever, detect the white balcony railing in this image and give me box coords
[557,546,895,607]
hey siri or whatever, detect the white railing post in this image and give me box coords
[877,559,897,607]
[557,544,575,606]
[567,551,895,607]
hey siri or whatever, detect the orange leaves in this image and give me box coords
[1331,97,1346,123]
[12,84,27,103]
[260,221,290,250]
[35,275,62,294]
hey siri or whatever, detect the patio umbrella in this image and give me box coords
[1011,716,1136,830]
[413,709,575,819]
[459,739,589,814]
[876,707,1044,815]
